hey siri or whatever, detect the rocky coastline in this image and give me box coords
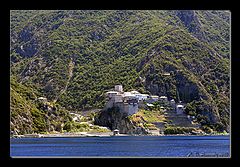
[11,132,229,138]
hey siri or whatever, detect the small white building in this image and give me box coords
[113,129,120,136]
[150,95,159,101]
[176,104,184,114]
[147,103,154,107]
[160,96,168,102]
[130,91,149,101]
[115,85,123,92]
[37,97,47,103]
[163,72,171,76]
[140,94,149,101]
[170,99,176,107]
[160,96,168,100]
[160,106,166,112]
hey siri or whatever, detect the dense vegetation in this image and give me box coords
[10,76,73,134]
[10,10,230,134]
[164,127,196,135]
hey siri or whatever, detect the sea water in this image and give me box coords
[10,135,230,157]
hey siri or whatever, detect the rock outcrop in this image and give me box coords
[176,10,206,42]
[94,107,148,135]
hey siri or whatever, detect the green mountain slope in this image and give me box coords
[10,76,74,134]
[10,10,230,134]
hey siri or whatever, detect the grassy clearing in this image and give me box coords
[135,109,166,123]
[128,109,166,130]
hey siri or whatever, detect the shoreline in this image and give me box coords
[11,132,230,138]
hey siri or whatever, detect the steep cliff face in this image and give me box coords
[94,107,148,134]
[176,10,206,42]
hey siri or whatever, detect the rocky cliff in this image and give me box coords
[94,107,148,134]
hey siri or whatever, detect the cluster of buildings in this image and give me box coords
[105,85,184,115]
[105,85,141,115]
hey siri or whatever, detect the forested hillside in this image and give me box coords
[10,10,230,134]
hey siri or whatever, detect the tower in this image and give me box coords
[115,85,123,92]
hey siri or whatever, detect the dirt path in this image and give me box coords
[54,58,74,103]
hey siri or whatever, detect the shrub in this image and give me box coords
[185,102,196,115]
[214,122,225,132]
[63,121,73,131]
[164,127,195,134]
[201,125,213,134]
[143,123,157,130]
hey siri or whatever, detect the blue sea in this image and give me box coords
[10,135,230,158]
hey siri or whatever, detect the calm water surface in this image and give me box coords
[10,135,230,157]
